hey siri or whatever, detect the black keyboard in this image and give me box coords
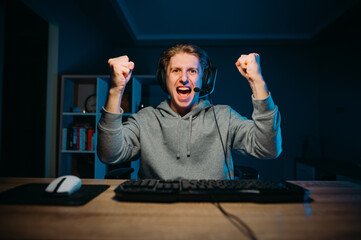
[114,179,311,203]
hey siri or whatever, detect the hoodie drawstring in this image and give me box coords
[187,115,193,157]
[177,120,181,159]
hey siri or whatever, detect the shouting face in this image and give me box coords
[166,52,203,116]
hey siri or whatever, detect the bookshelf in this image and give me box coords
[58,75,155,179]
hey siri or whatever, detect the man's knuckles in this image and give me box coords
[108,55,130,65]
[113,55,129,62]
[113,65,130,76]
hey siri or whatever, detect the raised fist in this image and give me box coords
[235,53,269,99]
[235,53,264,84]
[108,55,135,92]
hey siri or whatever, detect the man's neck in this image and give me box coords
[169,102,199,117]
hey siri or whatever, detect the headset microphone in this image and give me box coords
[193,68,217,97]
[193,80,215,95]
[193,87,202,93]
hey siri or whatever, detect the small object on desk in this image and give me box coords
[0,180,110,206]
[45,175,82,196]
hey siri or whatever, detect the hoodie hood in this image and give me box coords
[157,99,212,119]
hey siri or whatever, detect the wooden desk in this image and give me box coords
[0,178,360,240]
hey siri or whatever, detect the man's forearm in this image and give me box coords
[104,88,123,114]
[249,77,269,100]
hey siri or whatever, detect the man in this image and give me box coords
[97,44,282,180]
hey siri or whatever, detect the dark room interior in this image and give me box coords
[0,0,360,181]
[1,1,361,240]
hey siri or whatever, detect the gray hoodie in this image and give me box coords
[97,94,282,180]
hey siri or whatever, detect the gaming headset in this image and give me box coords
[156,52,218,98]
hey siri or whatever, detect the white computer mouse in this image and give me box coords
[45,175,82,196]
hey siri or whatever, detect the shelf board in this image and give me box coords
[61,150,96,154]
[62,112,97,116]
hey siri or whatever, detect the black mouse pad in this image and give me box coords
[0,183,110,206]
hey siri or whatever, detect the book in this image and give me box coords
[65,123,94,151]
[79,127,85,151]
[68,127,74,150]
[87,129,95,151]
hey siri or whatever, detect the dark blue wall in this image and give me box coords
[0,0,113,177]
[0,1,4,162]
[23,0,112,74]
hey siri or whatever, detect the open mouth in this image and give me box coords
[176,86,192,95]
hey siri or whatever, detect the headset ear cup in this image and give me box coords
[202,69,208,89]
[201,67,216,96]
[156,59,168,94]
[200,69,209,96]
[161,69,167,93]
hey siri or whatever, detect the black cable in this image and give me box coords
[211,195,258,240]
[208,95,232,180]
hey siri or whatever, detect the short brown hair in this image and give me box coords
[160,44,210,72]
